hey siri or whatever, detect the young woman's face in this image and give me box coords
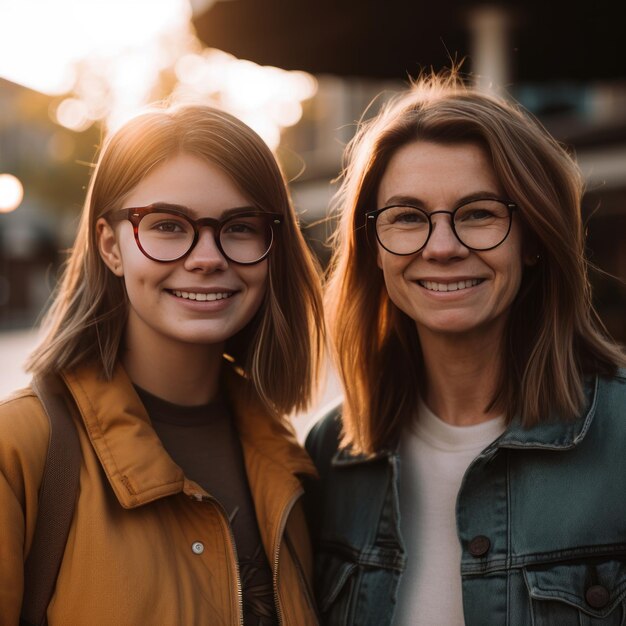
[98,153,268,352]
[375,141,530,342]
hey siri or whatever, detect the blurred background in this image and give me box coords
[1,0,625,436]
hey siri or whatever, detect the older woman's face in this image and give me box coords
[375,141,531,343]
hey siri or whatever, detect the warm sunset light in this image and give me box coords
[173,51,318,148]
[0,174,24,213]
[0,0,192,95]
[0,0,317,150]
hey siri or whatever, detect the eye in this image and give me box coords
[225,222,257,233]
[151,219,187,233]
[455,200,509,224]
[222,217,265,237]
[459,209,495,221]
[383,207,428,226]
[397,212,420,223]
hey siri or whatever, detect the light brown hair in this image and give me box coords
[28,104,324,415]
[326,71,625,454]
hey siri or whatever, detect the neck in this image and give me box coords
[418,324,505,426]
[122,333,224,406]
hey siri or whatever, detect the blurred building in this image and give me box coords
[1,79,57,328]
[0,78,97,328]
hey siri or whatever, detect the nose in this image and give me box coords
[421,212,469,262]
[183,228,228,272]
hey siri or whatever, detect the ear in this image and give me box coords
[96,217,125,277]
[523,242,541,267]
[524,251,540,267]
[521,230,541,267]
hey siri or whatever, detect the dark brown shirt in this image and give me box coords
[135,385,278,626]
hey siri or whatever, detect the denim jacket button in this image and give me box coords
[468,535,491,557]
[585,585,610,609]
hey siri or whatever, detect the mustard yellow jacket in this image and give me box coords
[0,362,319,625]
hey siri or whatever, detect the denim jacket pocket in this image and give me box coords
[316,551,359,625]
[524,559,626,624]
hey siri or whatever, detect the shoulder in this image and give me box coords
[607,367,626,387]
[0,385,49,436]
[596,368,626,407]
[593,368,626,421]
[0,386,50,485]
[304,400,343,472]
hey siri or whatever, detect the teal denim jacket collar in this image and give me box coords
[331,374,600,468]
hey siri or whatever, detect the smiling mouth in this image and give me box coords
[418,279,484,292]
[170,290,235,301]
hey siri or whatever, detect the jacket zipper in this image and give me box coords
[193,493,244,626]
[272,487,304,626]
[284,531,320,622]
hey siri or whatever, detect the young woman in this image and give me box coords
[0,104,323,625]
[306,72,626,625]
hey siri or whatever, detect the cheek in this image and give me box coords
[494,248,525,305]
[241,263,269,298]
[379,265,411,315]
[116,229,147,281]
[120,248,170,296]
[379,253,407,291]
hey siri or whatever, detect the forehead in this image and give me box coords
[122,153,251,216]
[376,141,502,207]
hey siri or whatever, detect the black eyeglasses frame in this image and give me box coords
[365,198,518,255]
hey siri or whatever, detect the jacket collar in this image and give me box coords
[332,374,599,466]
[495,374,598,450]
[224,366,317,480]
[63,362,316,510]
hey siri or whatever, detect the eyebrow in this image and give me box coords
[146,202,260,219]
[382,191,505,208]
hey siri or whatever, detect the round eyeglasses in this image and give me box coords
[366,198,517,255]
[103,204,281,265]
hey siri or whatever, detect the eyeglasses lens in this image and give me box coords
[453,200,511,250]
[219,215,273,263]
[376,206,430,255]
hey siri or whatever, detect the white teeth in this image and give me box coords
[171,290,232,301]
[419,279,482,292]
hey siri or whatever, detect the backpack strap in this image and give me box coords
[20,372,81,626]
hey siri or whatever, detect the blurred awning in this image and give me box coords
[193,0,625,82]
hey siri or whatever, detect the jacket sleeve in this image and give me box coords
[304,405,343,476]
[0,390,49,626]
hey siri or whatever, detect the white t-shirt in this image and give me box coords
[394,400,506,626]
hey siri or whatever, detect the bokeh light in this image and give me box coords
[54,98,92,132]
[0,174,24,213]
[0,0,317,150]
[172,50,317,149]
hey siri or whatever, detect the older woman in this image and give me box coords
[306,72,626,626]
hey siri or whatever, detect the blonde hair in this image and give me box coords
[326,71,625,454]
[28,104,324,415]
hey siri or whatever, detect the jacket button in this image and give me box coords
[585,585,609,609]
[468,535,491,557]
[191,541,205,555]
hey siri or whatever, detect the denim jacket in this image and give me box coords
[305,370,626,625]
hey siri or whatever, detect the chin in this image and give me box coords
[416,315,488,337]
[168,325,233,346]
